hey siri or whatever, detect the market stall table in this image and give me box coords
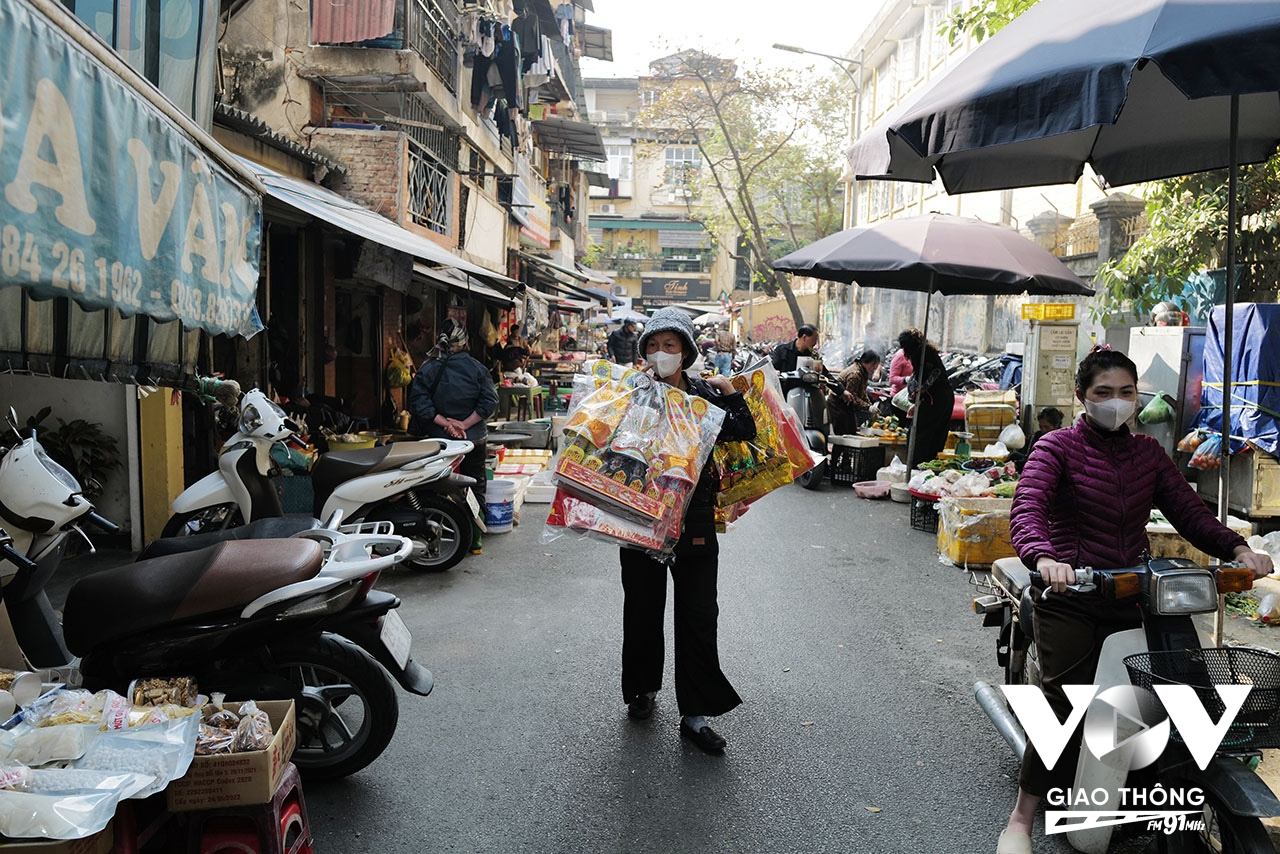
[497,386,545,421]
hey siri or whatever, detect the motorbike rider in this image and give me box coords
[619,307,757,755]
[996,345,1273,854]
[827,350,881,436]
[406,318,497,555]
[771,324,824,395]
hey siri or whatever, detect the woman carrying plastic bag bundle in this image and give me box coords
[619,308,756,755]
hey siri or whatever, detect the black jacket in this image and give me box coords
[607,327,639,364]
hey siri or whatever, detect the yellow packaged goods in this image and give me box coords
[711,364,813,507]
[166,699,295,812]
[937,497,1017,568]
[547,360,725,554]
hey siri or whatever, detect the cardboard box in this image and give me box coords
[1147,516,1253,565]
[166,700,296,812]
[937,497,1017,568]
[0,822,113,854]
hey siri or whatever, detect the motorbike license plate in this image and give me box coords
[379,609,413,670]
[466,488,487,532]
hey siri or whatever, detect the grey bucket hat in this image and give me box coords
[637,308,698,369]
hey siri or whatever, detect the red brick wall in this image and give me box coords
[312,129,406,223]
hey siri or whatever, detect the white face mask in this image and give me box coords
[1084,397,1136,431]
[645,350,684,378]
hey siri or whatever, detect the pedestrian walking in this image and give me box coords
[406,318,498,554]
[607,319,640,365]
[620,307,757,755]
[713,322,736,376]
[997,346,1273,854]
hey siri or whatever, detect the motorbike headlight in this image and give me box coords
[35,446,80,492]
[1149,570,1219,615]
[240,404,263,435]
[801,370,819,384]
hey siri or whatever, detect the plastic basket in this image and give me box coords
[1124,647,1280,751]
[828,445,886,486]
[909,493,939,534]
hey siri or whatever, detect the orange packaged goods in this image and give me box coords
[545,360,725,554]
[711,363,814,507]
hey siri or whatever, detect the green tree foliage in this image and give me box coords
[636,51,850,330]
[942,0,1040,44]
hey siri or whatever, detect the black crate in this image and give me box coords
[910,495,939,533]
[828,445,887,485]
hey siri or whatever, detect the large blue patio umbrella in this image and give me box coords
[849,0,1280,529]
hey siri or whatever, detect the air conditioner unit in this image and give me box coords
[612,284,628,296]
[599,203,617,215]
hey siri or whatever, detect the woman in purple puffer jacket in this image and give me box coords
[995,346,1273,854]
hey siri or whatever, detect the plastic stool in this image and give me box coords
[185,762,313,854]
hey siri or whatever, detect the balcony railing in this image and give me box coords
[407,136,452,235]
[407,0,458,94]
[598,255,712,275]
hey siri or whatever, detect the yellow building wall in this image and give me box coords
[138,391,185,544]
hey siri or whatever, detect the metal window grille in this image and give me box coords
[407,137,452,235]
[407,0,459,94]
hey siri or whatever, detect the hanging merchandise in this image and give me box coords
[384,343,414,388]
[1188,431,1223,470]
[1137,391,1176,424]
[479,310,499,347]
[543,360,724,554]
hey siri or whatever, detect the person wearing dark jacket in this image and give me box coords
[769,324,819,374]
[406,318,498,554]
[620,307,756,756]
[827,350,880,436]
[898,327,953,468]
[996,346,1273,854]
[607,319,639,365]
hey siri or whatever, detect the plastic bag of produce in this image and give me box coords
[891,387,912,412]
[1188,432,1223,470]
[1138,392,1176,424]
[997,423,1026,450]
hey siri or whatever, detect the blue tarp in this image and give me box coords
[1195,303,1280,458]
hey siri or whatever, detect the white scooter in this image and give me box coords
[167,386,484,571]
[974,557,1280,852]
[0,411,429,779]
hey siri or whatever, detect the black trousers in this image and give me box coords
[619,512,742,717]
[910,389,953,468]
[1019,593,1142,796]
[460,440,486,504]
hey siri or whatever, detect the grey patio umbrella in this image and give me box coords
[774,213,1093,466]
[848,0,1280,531]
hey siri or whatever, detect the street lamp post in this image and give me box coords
[773,43,864,228]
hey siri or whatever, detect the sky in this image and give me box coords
[578,0,883,80]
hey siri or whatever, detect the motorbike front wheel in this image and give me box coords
[796,459,826,490]
[161,504,244,538]
[270,634,399,780]
[1177,788,1276,853]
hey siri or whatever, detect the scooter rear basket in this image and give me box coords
[1124,647,1280,751]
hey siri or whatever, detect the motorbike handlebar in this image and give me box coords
[0,540,37,575]
[83,511,120,534]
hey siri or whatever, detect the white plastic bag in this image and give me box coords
[997,423,1026,450]
[891,387,912,412]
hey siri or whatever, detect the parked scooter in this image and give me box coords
[168,385,483,571]
[777,365,840,489]
[972,557,1280,851]
[0,414,430,779]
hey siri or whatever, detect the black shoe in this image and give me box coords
[627,695,655,720]
[679,720,726,754]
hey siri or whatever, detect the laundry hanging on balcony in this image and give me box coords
[310,0,395,45]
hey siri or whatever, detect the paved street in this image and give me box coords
[299,485,1029,853]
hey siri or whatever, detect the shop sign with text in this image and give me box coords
[0,0,263,337]
[639,276,710,304]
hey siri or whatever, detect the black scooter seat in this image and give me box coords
[311,440,444,517]
[63,539,323,657]
[993,557,1032,599]
[137,516,321,561]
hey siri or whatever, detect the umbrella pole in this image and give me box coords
[1214,95,1240,647]
[906,285,934,470]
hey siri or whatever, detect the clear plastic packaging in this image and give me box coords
[0,788,117,839]
[543,360,725,555]
[71,713,198,798]
[233,701,273,752]
[1258,593,1280,624]
[0,724,98,765]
